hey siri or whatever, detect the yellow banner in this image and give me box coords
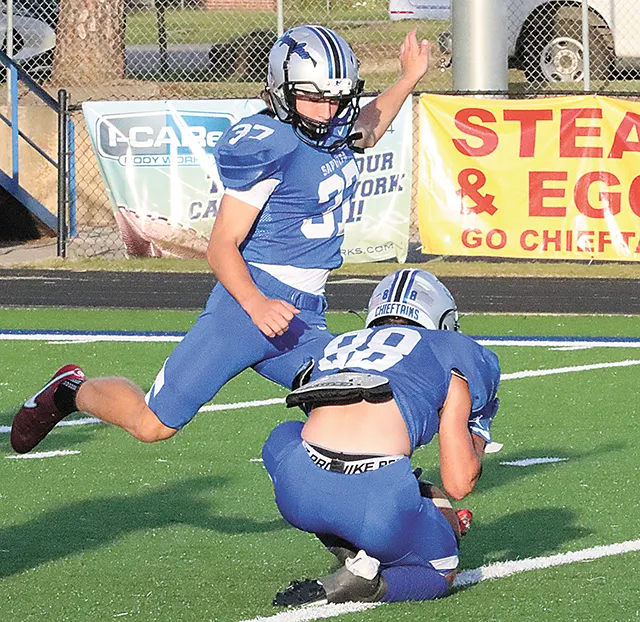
[418,94,640,261]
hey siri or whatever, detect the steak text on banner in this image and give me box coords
[418,94,640,261]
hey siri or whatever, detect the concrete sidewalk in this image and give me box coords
[0,239,58,267]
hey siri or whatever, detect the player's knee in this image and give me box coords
[132,405,178,443]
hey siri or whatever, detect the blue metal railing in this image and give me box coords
[0,49,76,257]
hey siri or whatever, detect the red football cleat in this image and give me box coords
[11,365,85,454]
[456,509,473,537]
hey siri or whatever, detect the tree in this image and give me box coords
[53,0,126,84]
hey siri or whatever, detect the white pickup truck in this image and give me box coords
[389,0,639,83]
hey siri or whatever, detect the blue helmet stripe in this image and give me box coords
[387,270,402,302]
[308,26,335,79]
[316,25,345,78]
[403,269,418,302]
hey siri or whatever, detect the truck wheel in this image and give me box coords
[522,12,613,84]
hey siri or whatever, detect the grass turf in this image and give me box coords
[0,309,639,620]
[10,256,640,279]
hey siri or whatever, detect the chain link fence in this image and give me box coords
[4,0,640,258]
[508,2,614,86]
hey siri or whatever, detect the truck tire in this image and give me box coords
[521,8,613,84]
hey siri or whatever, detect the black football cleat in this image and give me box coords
[273,579,328,607]
[274,561,386,607]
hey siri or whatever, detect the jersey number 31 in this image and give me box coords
[301,159,359,239]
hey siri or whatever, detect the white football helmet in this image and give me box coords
[365,269,460,331]
[265,25,364,151]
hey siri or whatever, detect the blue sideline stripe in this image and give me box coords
[1,330,640,344]
[0,329,187,337]
[479,335,640,343]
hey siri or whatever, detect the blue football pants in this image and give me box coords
[262,420,458,602]
[146,267,333,429]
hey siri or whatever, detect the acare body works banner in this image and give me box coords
[83,98,412,263]
[418,94,640,261]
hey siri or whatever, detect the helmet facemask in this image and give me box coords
[285,81,364,151]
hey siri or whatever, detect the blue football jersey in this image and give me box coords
[313,326,500,451]
[213,111,359,270]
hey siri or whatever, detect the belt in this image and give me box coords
[302,440,404,474]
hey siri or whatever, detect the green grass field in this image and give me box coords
[122,7,640,94]
[124,4,394,45]
[1,308,639,621]
[15,255,640,279]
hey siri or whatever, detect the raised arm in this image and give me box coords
[438,373,486,500]
[207,194,299,338]
[352,29,430,150]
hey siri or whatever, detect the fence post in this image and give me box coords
[57,89,69,259]
[452,0,508,92]
[157,0,169,76]
[68,119,77,238]
[582,0,591,91]
[277,0,284,37]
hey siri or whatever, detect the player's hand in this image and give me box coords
[246,296,300,337]
[400,29,430,84]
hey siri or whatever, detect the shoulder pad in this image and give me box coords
[286,371,393,410]
[214,115,298,191]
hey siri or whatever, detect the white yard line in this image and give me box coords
[0,417,100,434]
[2,359,640,436]
[244,603,382,622]
[500,457,569,467]
[453,538,640,587]
[238,538,640,622]
[250,449,537,466]
[480,339,640,348]
[5,450,80,459]
[2,331,640,348]
[0,333,183,343]
[501,358,640,380]
[200,398,284,412]
[239,603,379,622]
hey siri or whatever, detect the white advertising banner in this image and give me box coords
[83,97,412,262]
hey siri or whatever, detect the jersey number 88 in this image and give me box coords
[318,327,421,373]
